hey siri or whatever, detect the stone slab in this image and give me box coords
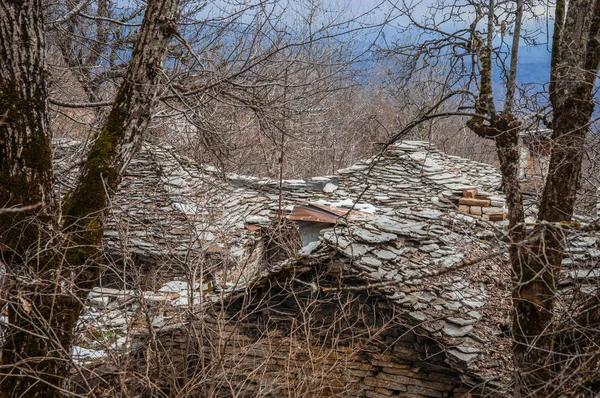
[458,198,491,207]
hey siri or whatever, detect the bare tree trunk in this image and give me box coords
[61,0,179,288]
[512,0,600,394]
[0,0,61,395]
[0,0,56,242]
[0,0,179,395]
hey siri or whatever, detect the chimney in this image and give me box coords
[519,129,552,188]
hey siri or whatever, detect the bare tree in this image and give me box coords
[0,0,179,395]
[381,0,600,395]
[46,0,397,179]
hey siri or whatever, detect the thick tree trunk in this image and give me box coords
[0,0,61,395]
[61,0,179,291]
[512,0,600,394]
[0,0,179,395]
[0,0,56,246]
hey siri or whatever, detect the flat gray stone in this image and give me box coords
[455,346,482,354]
[429,172,458,181]
[468,311,482,319]
[435,254,464,268]
[322,231,352,248]
[373,249,397,260]
[106,316,128,327]
[572,237,596,247]
[447,348,479,364]
[409,311,428,322]
[561,258,574,266]
[443,323,474,337]
[420,243,440,253]
[352,227,397,243]
[568,269,600,280]
[360,256,382,267]
[587,248,600,258]
[416,292,437,303]
[340,243,371,258]
[414,209,444,219]
[446,317,476,326]
[445,183,477,191]
[299,241,320,256]
[372,218,426,236]
[462,299,485,309]
[89,295,110,308]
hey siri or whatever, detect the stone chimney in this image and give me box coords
[519,129,552,189]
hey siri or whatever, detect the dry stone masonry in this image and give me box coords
[50,139,599,397]
[456,189,506,221]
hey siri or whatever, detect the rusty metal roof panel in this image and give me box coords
[289,205,339,224]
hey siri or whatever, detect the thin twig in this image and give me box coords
[0,203,42,214]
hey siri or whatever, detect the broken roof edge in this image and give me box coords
[198,240,510,393]
[170,140,445,195]
[53,137,496,205]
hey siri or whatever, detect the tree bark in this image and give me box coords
[0,0,61,395]
[0,0,56,248]
[0,0,179,395]
[512,0,600,394]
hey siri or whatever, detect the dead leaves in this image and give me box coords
[18,292,32,314]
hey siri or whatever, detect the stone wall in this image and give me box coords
[139,271,474,398]
[456,189,506,222]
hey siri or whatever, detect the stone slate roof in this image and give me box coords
[53,138,501,264]
[54,138,286,279]
[53,139,600,392]
[279,141,513,388]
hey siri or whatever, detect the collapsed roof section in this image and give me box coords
[54,138,599,392]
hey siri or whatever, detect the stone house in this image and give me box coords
[52,139,599,397]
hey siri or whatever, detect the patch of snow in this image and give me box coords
[323,182,338,193]
[245,215,270,224]
[172,202,198,215]
[354,203,378,214]
[72,346,107,363]
[311,176,333,182]
[171,291,202,307]
[159,280,194,293]
[315,199,378,214]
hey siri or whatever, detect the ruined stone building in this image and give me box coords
[52,139,600,397]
